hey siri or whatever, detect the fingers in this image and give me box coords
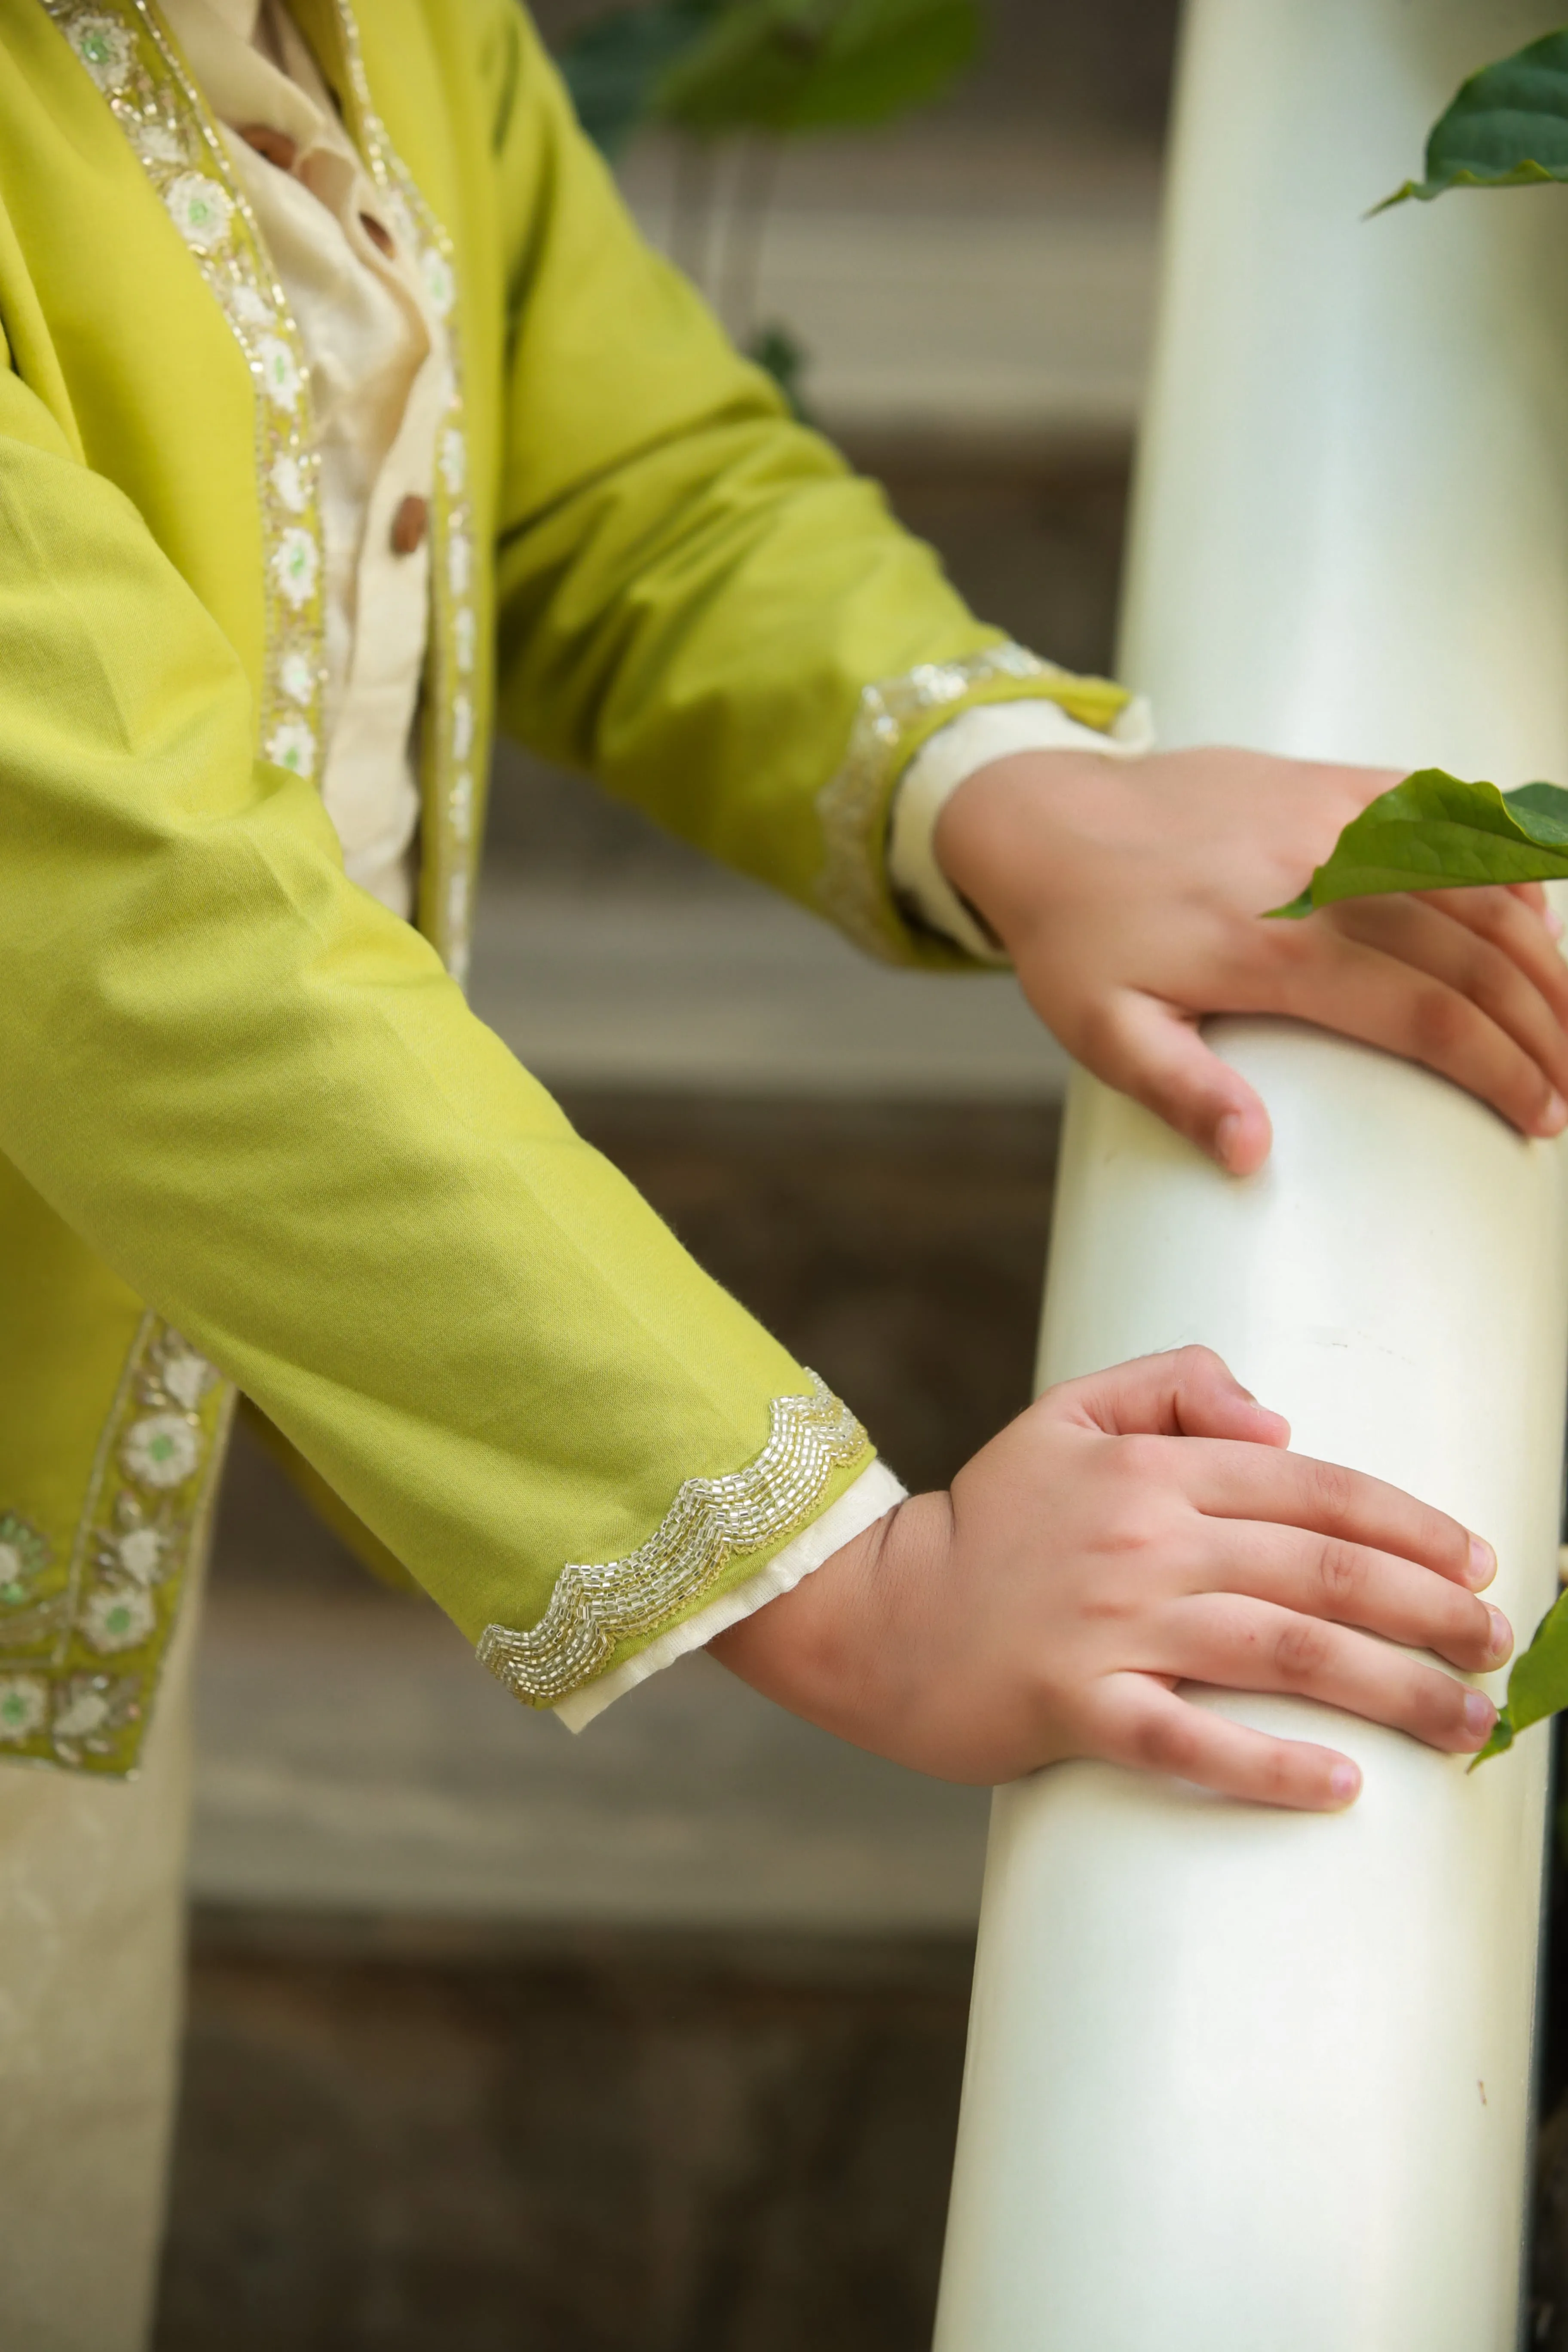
[1420,883,1568,1013]
[1077,989,1274,1173]
[1500,879,1562,940]
[1325,893,1568,1124]
[1195,1519,1510,1674]
[1164,1594,1498,1756]
[1271,918,1568,1141]
[1176,1442,1492,1589]
[1096,1678,1362,1810]
[1063,1345,1289,1448]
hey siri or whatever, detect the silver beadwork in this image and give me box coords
[815,641,1072,959]
[477,1374,868,1706]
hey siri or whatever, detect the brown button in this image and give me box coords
[390,494,429,556]
[359,211,395,258]
[237,122,298,172]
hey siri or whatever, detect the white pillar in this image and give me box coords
[935,4,1568,2346]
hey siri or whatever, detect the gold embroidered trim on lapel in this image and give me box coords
[328,0,477,986]
[43,0,330,791]
[31,0,337,1771]
[0,1319,234,1774]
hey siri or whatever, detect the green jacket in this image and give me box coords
[0,0,1125,1770]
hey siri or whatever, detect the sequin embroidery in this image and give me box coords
[477,1374,868,1707]
[815,643,1124,959]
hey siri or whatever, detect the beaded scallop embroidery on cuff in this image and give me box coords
[477,1374,869,1707]
[328,0,478,987]
[815,642,1102,960]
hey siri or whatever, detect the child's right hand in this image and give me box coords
[710,1346,1511,1809]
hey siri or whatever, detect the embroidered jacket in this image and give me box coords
[0,0,1128,1770]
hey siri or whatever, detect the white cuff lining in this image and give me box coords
[552,1458,908,1732]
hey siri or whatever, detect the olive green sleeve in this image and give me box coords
[0,373,873,1704]
[484,3,1128,966]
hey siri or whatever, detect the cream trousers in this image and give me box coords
[0,1584,199,2352]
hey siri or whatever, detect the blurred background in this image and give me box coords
[154,3,1182,2343]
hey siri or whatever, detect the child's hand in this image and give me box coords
[710,1348,1509,1809]
[934,744,1568,1174]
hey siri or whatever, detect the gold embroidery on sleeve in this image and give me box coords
[815,643,1102,959]
[477,1374,868,1707]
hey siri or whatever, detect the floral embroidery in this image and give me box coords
[52,1674,143,1768]
[0,1515,52,1610]
[273,525,319,609]
[32,0,472,1762]
[266,718,317,779]
[330,0,478,986]
[478,1375,868,1707]
[42,0,329,893]
[420,248,455,319]
[162,169,233,251]
[0,1678,49,1744]
[0,1305,231,1773]
[815,643,1122,959]
[98,1512,166,1588]
[271,454,308,512]
[82,1585,158,1655]
[256,334,303,411]
[67,9,131,87]
[279,649,315,704]
[121,1411,202,1491]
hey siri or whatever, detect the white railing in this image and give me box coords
[935,3,1568,2343]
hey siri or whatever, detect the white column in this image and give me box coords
[935,4,1568,2346]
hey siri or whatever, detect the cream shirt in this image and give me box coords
[165,0,1148,1723]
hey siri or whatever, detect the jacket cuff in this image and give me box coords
[551,1456,907,1732]
[887,694,1156,962]
[813,643,1133,967]
[476,1372,874,1712]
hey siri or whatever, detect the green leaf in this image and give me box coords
[1268,768,1568,919]
[557,0,717,156]
[654,0,982,138]
[747,320,815,418]
[1470,1587,1568,1770]
[1375,29,1568,211]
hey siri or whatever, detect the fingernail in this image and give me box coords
[1547,907,1565,939]
[1540,1093,1568,1136]
[1215,1112,1243,1167]
[1468,1534,1496,1585]
[1463,1690,1497,1738]
[1329,1761,1360,1804]
[1487,1607,1511,1659]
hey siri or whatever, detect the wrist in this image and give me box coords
[710,1494,945,1738]
[933,747,1118,956]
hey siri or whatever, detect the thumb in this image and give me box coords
[1081,990,1272,1175]
[1065,1344,1291,1446]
